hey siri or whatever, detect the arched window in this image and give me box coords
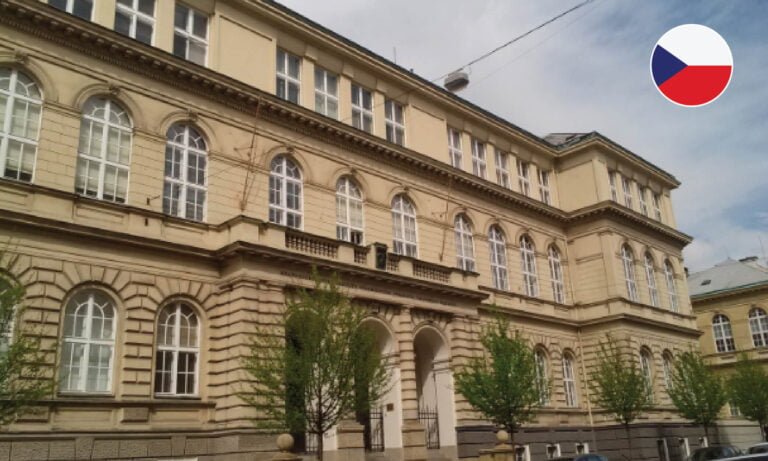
[0,275,17,352]
[454,214,475,272]
[644,253,659,307]
[548,245,565,304]
[535,348,549,405]
[488,226,508,291]
[0,68,42,182]
[621,245,638,302]
[268,155,303,229]
[335,177,364,245]
[520,236,538,297]
[749,308,768,348]
[391,195,418,257]
[640,348,654,400]
[60,290,116,393]
[163,123,207,221]
[76,97,132,203]
[562,352,577,407]
[662,352,673,391]
[712,314,735,353]
[155,302,200,396]
[664,260,679,312]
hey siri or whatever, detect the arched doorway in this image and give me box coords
[414,325,456,454]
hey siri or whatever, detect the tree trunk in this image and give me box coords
[703,425,710,447]
[625,423,633,461]
[317,432,324,461]
[509,426,515,445]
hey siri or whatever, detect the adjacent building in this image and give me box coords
[0,0,739,460]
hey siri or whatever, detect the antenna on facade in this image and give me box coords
[236,101,263,212]
[759,236,767,262]
[393,46,397,64]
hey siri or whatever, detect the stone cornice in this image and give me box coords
[578,312,701,337]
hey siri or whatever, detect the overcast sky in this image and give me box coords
[277,0,768,272]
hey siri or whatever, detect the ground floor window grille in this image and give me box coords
[359,406,385,452]
[418,405,440,449]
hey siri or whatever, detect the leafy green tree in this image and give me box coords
[454,316,545,444]
[589,336,651,460]
[727,354,768,441]
[241,271,389,460]
[667,350,727,441]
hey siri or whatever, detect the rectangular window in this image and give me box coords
[351,84,373,133]
[609,171,618,201]
[517,159,531,197]
[622,176,634,209]
[653,193,663,221]
[638,187,649,216]
[447,128,463,168]
[495,150,511,188]
[314,67,338,119]
[50,0,93,20]
[173,4,207,66]
[385,100,405,146]
[538,169,551,205]
[471,138,487,179]
[114,0,155,45]
[276,49,301,104]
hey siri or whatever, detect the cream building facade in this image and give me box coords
[0,0,729,460]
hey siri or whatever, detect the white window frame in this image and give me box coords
[640,349,654,400]
[154,303,200,397]
[514,445,531,461]
[276,48,301,104]
[0,68,42,183]
[538,169,552,205]
[562,353,578,407]
[268,155,303,229]
[520,236,539,297]
[535,348,549,405]
[454,215,475,272]
[546,444,561,460]
[335,177,364,245]
[575,443,590,454]
[470,138,487,179]
[662,353,673,390]
[644,254,659,307]
[653,193,663,221]
[76,98,132,203]
[712,314,736,353]
[622,176,634,209]
[314,67,338,119]
[114,0,155,45]
[548,246,565,304]
[351,84,373,134]
[50,0,93,20]
[638,187,649,216]
[621,245,639,302]
[495,149,511,188]
[664,260,679,312]
[517,159,531,197]
[391,195,418,257]
[173,4,208,66]
[749,308,768,348]
[609,171,618,201]
[385,99,405,146]
[488,226,508,291]
[447,128,463,169]
[163,124,207,222]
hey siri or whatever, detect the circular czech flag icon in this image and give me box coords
[651,24,733,107]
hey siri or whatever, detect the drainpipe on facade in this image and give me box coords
[577,328,598,452]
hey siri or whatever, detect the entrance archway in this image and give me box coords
[414,325,456,452]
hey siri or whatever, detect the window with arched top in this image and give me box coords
[0,68,43,182]
[60,290,116,393]
[488,226,508,291]
[391,195,418,257]
[644,253,659,307]
[0,275,18,353]
[155,302,200,396]
[76,97,132,203]
[335,177,364,245]
[662,352,673,391]
[534,348,549,405]
[562,352,577,407]
[548,246,565,304]
[163,123,207,221]
[520,236,538,297]
[454,214,475,272]
[268,155,303,229]
[663,260,679,312]
[749,308,768,348]
[640,348,654,400]
[621,245,638,302]
[712,314,735,353]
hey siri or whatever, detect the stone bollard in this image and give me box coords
[272,433,301,461]
[478,430,516,461]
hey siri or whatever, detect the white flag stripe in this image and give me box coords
[657,24,732,66]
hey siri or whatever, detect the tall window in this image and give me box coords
[391,195,417,257]
[173,4,207,66]
[488,226,508,291]
[640,349,654,400]
[548,246,565,304]
[0,277,16,353]
[621,245,639,302]
[712,314,736,353]
[385,100,405,146]
[314,67,338,119]
[351,84,373,133]
[538,169,551,205]
[163,124,207,222]
[749,308,768,348]
[49,0,93,20]
[621,176,634,209]
[562,352,577,407]
[268,155,303,229]
[60,290,116,393]
[495,150,511,188]
[115,0,155,45]
[454,215,475,272]
[520,236,538,297]
[638,187,649,216]
[662,352,673,390]
[76,98,132,203]
[336,177,364,245]
[155,303,199,396]
[517,160,531,197]
[644,253,659,307]
[447,128,462,168]
[535,348,549,405]
[664,260,679,312]
[608,171,618,201]
[275,49,301,104]
[471,139,487,179]
[653,193,662,221]
[0,68,42,182]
